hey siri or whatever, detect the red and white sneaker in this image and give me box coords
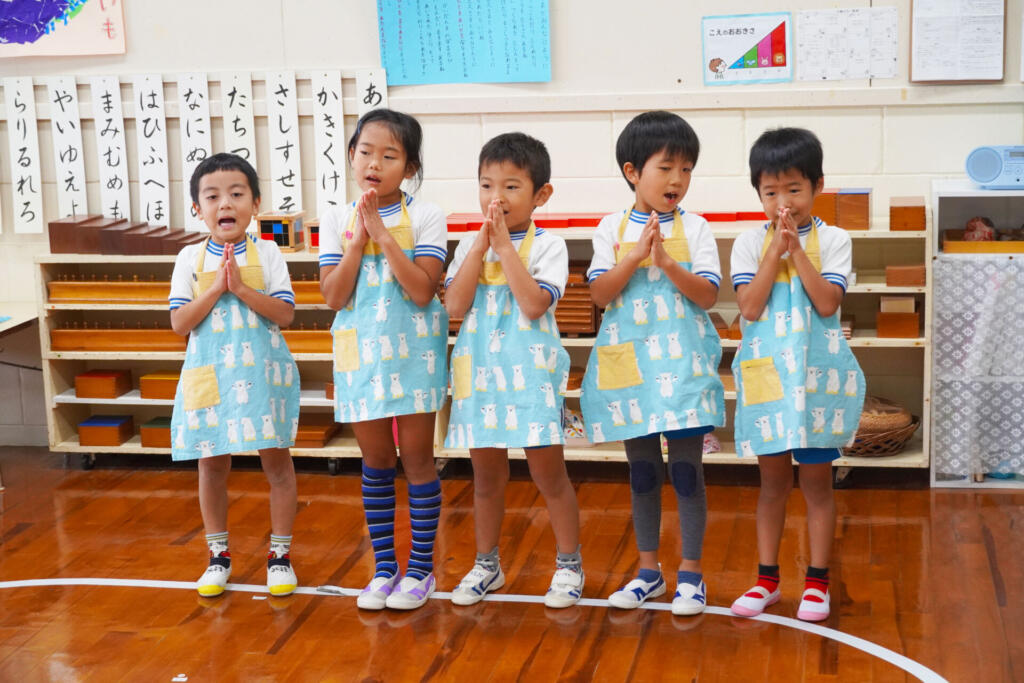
[797,587,830,621]
[730,584,781,617]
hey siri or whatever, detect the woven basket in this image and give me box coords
[843,417,920,457]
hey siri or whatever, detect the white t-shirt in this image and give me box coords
[317,192,447,268]
[445,226,569,308]
[587,208,722,288]
[169,238,295,310]
[730,218,852,291]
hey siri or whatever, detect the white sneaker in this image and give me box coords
[544,567,584,608]
[267,558,297,596]
[356,574,400,610]
[608,573,666,609]
[731,584,781,617]
[385,573,436,610]
[671,579,707,616]
[797,588,830,621]
[197,557,231,597]
[451,563,505,606]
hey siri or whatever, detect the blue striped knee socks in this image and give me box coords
[406,478,442,580]
[361,464,398,579]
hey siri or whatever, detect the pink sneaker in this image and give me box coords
[797,587,830,621]
[730,585,781,617]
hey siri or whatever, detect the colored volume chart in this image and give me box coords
[730,22,786,69]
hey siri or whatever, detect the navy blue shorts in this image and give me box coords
[762,447,841,464]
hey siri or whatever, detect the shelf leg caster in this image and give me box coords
[327,458,341,476]
[833,466,852,488]
[81,453,96,470]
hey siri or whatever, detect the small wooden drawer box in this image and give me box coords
[837,188,871,230]
[79,415,134,447]
[75,370,132,398]
[885,265,926,287]
[139,372,180,400]
[294,413,341,448]
[889,196,926,231]
[876,312,920,338]
[140,416,172,448]
[812,190,838,226]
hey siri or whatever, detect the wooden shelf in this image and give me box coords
[53,388,335,408]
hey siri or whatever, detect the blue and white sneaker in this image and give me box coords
[607,573,666,609]
[451,563,505,606]
[671,579,707,616]
[544,567,584,608]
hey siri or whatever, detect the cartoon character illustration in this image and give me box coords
[413,389,428,413]
[482,404,498,429]
[475,366,490,393]
[645,335,663,360]
[667,332,683,359]
[793,385,806,412]
[780,348,797,374]
[692,352,705,377]
[806,366,822,393]
[825,329,842,354]
[204,406,219,428]
[210,307,227,333]
[373,297,392,323]
[656,372,678,398]
[606,322,621,345]
[465,424,475,448]
[529,344,547,369]
[512,365,526,391]
[361,338,377,365]
[488,329,505,354]
[272,362,282,386]
[526,422,544,447]
[740,440,755,457]
[632,299,650,325]
[695,314,706,339]
[231,380,253,404]
[493,366,507,392]
[260,414,275,439]
[241,417,257,441]
[811,407,827,433]
[845,370,858,396]
[464,308,479,334]
[269,325,281,349]
[196,440,216,459]
[775,311,789,338]
[485,289,499,316]
[653,295,669,321]
[397,333,409,358]
[220,343,236,368]
[754,415,774,442]
[673,293,686,319]
[748,336,763,359]
[186,409,200,430]
[369,375,385,401]
[628,398,643,424]
[241,341,256,367]
[664,410,681,430]
[226,419,239,444]
[826,368,840,395]
[504,405,518,431]
[709,57,727,79]
[412,312,428,337]
[546,348,559,373]
[684,408,700,429]
[607,401,626,426]
[647,266,662,282]
[832,408,845,435]
[432,311,442,336]
[548,421,561,443]
[517,308,532,331]
[231,303,244,330]
[791,306,804,332]
[540,382,556,408]
[421,350,437,374]
[247,307,258,328]
[389,373,404,399]
[591,422,605,442]
[362,262,380,286]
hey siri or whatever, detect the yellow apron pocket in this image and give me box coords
[596,342,643,390]
[239,264,265,291]
[333,328,360,372]
[452,353,473,400]
[740,357,785,406]
[182,365,221,411]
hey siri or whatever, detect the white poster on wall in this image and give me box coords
[312,71,347,219]
[797,7,898,81]
[911,0,1004,81]
[3,77,44,233]
[177,73,212,231]
[90,76,131,221]
[46,76,88,218]
[266,71,302,214]
[222,72,257,170]
[133,75,171,226]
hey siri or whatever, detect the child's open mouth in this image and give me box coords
[664,193,679,202]
[218,217,236,228]
[365,175,382,185]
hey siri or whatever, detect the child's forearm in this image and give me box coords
[496,244,551,320]
[234,286,295,328]
[444,249,485,318]
[589,253,643,308]
[319,248,363,310]
[736,257,781,320]
[375,234,442,307]
[170,287,221,336]
[791,251,843,317]
[660,261,718,310]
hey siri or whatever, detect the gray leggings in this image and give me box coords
[623,432,706,561]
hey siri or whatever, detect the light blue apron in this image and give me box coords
[171,235,300,460]
[330,197,448,422]
[445,223,570,449]
[580,210,725,443]
[732,219,865,457]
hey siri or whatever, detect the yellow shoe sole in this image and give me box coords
[197,584,226,597]
[268,584,296,597]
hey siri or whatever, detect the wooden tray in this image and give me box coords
[51,328,187,352]
[75,370,131,398]
[139,372,180,400]
[281,329,332,353]
[292,281,326,305]
[943,230,1024,253]
[140,416,172,448]
[48,278,171,303]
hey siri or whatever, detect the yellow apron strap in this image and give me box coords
[479,222,536,285]
[192,235,264,297]
[616,208,688,265]
[344,194,414,254]
[759,220,822,282]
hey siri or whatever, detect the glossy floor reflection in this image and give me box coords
[0,447,1020,681]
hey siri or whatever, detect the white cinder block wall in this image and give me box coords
[1,0,1022,445]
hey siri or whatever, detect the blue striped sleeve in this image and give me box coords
[731,272,755,289]
[695,270,721,288]
[318,252,342,268]
[270,290,296,306]
[587,267,608,283]
[538,281,559,305]
[169,297,191,311]
[414,244,447,262]
[822,273,848,292]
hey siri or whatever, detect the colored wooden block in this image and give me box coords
[885,265,926,287]
[140,416,172,449]
[47,214,102,254]
[812,189,838,225]
[98,221,150,254]
[139,372,180,400]
[837,188,871,230]
[77,216,129,253]
[305,219,321,253]
[889,196,926,231]
[880,296,916,313]
[257,211,305,252]
[51,327,187,352]
[876,311,920,338]
[79,414,134,447]
[75,370,131,398]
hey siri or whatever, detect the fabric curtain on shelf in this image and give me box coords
[933,255,1024,482]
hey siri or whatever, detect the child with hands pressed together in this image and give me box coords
[168,153,300,599]
[319,109,448,611]
[580,111,725,616]
[444,133,583,608]
[729,127,864,622]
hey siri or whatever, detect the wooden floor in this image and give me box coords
[0,447,1020,682]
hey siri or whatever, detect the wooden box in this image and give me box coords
[79,415,134,447]
[47,214,102,254]
[77,216,128,253]
[305,219,321,253]
[51,326,187,352]
[281,329,332,353]
[75,369,131,398]
[885,265,926,287]
[812,190,838,225]
[889,196,926,231]
[292,279,326,305]
[258,211,305,252]
[555,269,598,335]
[294,413,341,448]
[138,227,178,254]
[122,225,167,255]
[139,372,180,400]
[47,276,171,304]
[140,416,172,449]
[876,312,920,338]
[942,229,1024,254]
[99,221,149,254]
[880,296,915,313]
[837,188,871,230]
[325,382,334,401]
